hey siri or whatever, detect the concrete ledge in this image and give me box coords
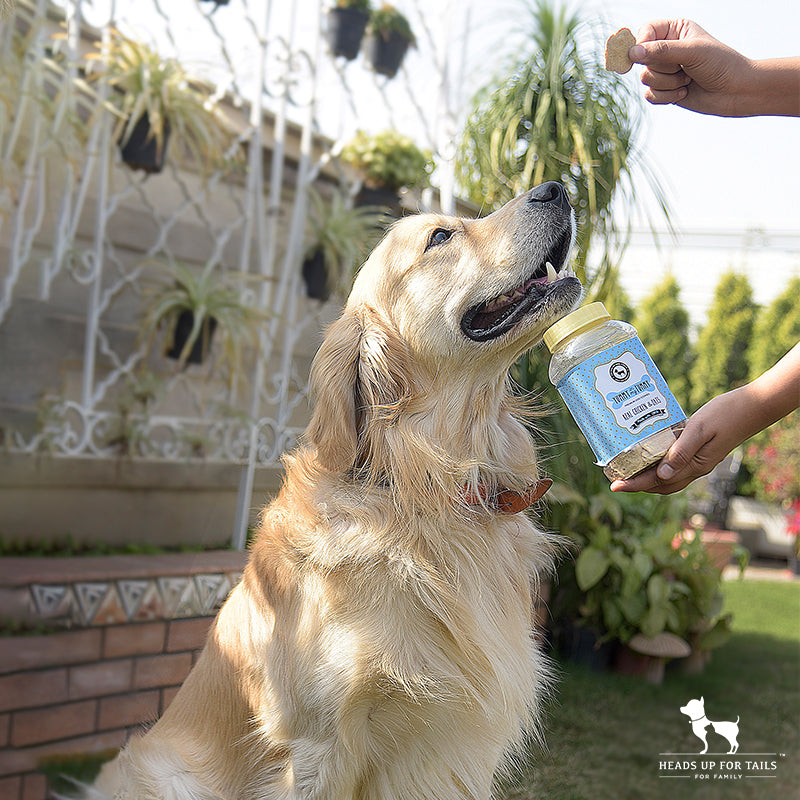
[0,551,247,588]
[0,454,284,547]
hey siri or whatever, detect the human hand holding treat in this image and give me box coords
[625,18,800,117]
[612,343,800,494]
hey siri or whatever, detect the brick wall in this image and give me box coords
[0,553,247,800]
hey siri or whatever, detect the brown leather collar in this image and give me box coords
[460,478,553,514]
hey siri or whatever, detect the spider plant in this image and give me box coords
[141,260,265,380]
[302,187,389,300]
[340,129,431,191]
[87,28,236,173]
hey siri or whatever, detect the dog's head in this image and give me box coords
[305,182,581,479]
[680,698,705,719]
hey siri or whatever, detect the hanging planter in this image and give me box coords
[353,184,402,215]
[301,249,330,302]
[88,29,237,176]
[326,2,371,61]
[340,129,431,218]
[118,113,171,174]
[363,4,415,79]
[141,260,263,382]
[301,188,388,301]
[165,309,218,365]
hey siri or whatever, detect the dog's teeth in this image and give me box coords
[546,262,558,283]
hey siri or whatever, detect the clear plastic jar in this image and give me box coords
[543,302,686,481]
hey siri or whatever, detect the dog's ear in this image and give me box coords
[305,312,363,473]
[305,308,413,474]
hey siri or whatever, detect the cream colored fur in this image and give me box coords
[87,188,580,800]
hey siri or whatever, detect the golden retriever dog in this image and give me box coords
[85,182,581,800]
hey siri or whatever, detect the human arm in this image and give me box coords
[629,19,800,117]
[610,342,800,494]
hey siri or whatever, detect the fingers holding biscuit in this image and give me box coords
[640,65,692,93]
[642,84,690,106]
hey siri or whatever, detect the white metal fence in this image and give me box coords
[0,0,467,546]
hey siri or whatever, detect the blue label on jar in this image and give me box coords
[556,337,686,466]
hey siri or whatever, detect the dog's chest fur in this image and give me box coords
[217,493,549,798]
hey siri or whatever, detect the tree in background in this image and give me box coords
[593,263,635,323]
[740,278,800,505]
[456,0,669,283]
[689,270,758,411]
[634,274,692,412]
[748,276,800,378]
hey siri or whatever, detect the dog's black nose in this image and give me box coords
[528,181,571,214]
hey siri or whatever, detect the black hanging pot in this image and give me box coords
[363,30,411,78]
[326,7,370,60]
[119,113,171,174]
[301,248,331,302]
[166,310,217,365]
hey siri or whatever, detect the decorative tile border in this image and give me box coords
[18,571,243,628]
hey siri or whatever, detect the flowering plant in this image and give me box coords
[744,412,800,507]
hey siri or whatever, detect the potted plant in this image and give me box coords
[301,187,389,301]
[552,491,737,678]
[363,3,416,78]
[326,0,372,61]
[340,128,431,212]
[140,260,263,379]
[87,29,236,174]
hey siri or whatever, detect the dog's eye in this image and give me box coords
[426,228,453,251]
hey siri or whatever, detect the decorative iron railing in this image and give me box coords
[0,0,469,546]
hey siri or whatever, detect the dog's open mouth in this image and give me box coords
[461,229,578,342]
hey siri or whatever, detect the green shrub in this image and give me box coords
[634,274,692,411]
[689,270,758,410]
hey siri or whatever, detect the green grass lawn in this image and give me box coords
[500,579,800,800]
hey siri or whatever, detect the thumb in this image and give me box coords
[629,39,704,73]
[656,423,702,480]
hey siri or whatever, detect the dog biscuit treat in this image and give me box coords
[544,303,686,481]
[605,27,636,73]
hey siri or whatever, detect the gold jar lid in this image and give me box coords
[543,302,611,352]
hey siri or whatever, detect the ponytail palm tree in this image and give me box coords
[457,0,668,282]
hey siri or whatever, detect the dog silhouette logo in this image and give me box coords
[680,697,740,754]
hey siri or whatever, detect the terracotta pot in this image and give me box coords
[680,525,741,572]
[613,644,650,677]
